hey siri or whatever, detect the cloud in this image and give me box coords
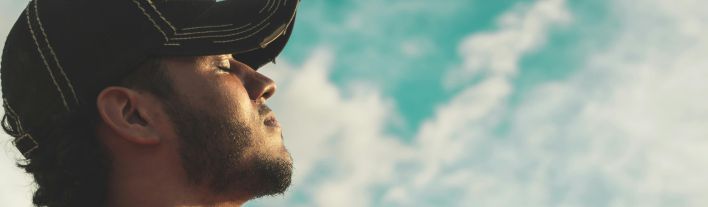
[444,0,571,89]
[393,0,708,205]
[268,0,708,206]
[255,48,414,207]
[257,0,576,206]
[506,0,708,205]
[376,1,574,205]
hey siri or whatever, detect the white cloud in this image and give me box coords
[256,48,414,207]
[353,0,708,206]
[385,0,572,204]
[508,0,708,205]
[391,0,708,206]
[445,0,571,89]
[256,0,576,206]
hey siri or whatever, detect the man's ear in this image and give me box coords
[97,86,161,145]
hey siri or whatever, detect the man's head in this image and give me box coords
[107,55,292,196]
[0,0,299,206]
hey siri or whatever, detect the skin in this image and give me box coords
[95,54,288,207]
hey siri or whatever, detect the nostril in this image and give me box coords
[262,90,273,99]
[261,83,276,100]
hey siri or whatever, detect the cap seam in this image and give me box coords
[25,2,71,111]
[144,0,177,32]
[266,0,278,13]
[213,22,271,43]
[259,0,272,14]
[132,0,169,42]
[173,23,251,36]
[170,0,282,41]
[133,0,257,42]
[135,0,291,42]
[34,0,79,106]
[182,24,234,31]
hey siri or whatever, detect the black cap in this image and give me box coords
[1,0,299,157]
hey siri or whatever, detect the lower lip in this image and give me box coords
[264,117,280,128]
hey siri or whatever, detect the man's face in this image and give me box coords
[158,54,292,197]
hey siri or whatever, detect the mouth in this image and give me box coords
[259,105,280,128]
[264,114,280,128]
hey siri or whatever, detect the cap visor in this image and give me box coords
[153,0,299,68]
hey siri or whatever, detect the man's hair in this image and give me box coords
[1,58,170,207]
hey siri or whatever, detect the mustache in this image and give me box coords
[258,104,272,116]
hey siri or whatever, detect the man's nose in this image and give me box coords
[244,69,277,101]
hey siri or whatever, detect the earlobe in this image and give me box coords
[97,87,160,145]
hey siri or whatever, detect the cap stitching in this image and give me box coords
[267,0,278,13]
[143,0,250,36]
[170,22,261,40]
[4,98,39,157]
[34,0,79,105]
[138,0,290,41]
[212,22,271,43]
[4,98,25,133]
[259,0,272,14]
[17,134,39,157]
[144,0,176,32]
[25,4,70,111]
[135,0,249,40]
[170,0,281,41]
[173,23,251,36]
[133,0,292,43]
[216,0,295,46]
[182,24,234,31]
[132,0,169,42]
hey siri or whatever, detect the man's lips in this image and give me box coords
[264,115,280,128]
[259,105,280,128]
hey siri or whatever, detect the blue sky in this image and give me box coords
[2,0,708,206]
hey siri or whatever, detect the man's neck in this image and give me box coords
[101,129,249,207]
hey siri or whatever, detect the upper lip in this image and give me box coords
[258,104,272,115]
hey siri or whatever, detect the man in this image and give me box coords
[1,0,299,206]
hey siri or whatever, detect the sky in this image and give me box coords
[2,0,708,206]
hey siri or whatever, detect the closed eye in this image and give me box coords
[215,58,232,72]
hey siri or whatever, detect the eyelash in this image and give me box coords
[216,61,232,72]
[217,65,231,71]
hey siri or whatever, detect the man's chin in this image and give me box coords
[248,155,293,197]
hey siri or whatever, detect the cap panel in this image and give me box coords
[1,8,72,153]
[26,0,81,110]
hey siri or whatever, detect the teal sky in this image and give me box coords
[276,0,619,139]
[2,0,708,206]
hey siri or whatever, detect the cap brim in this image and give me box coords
[153,0,299,69]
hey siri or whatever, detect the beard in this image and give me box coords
[161,96,292,198]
